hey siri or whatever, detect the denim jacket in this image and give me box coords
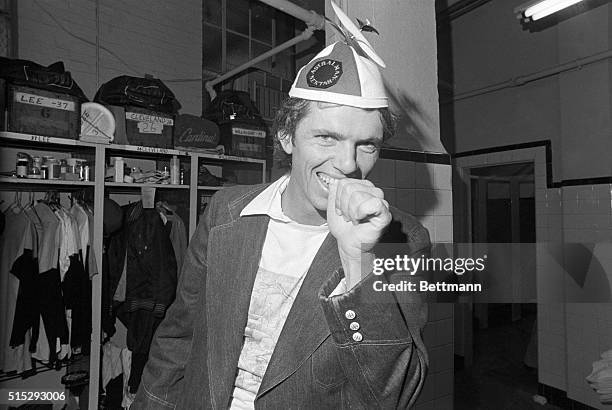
[132,183,430,409]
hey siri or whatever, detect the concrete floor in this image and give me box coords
[454,304,563,410]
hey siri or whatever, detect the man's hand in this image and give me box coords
[327,179,391,289]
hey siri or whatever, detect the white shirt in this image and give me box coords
[229,175,329,409]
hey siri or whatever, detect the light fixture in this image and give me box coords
[515,0,586,22]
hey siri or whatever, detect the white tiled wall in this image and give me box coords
[567,303,612,407]
[562,183,612,408]
[541,183,612,409]
[415,304,455,410]
[456,147,612,409]
[370,156,455,408]
[370,158,454,243]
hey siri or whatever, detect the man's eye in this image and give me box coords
[359,143,379,154]
[316,135,336,144]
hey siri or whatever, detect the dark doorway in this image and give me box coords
[454,162,557,409]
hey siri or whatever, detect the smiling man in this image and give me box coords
[133,4,430,409]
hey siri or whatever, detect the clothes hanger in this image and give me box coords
[54,191,67,215]
[9,191,23,214]
[43,190,61,212]
[155,200,174,215]
[75,190,93,213]
[24,190,35,210]
[16,191,27,214]
[0,194,16,214]
[25,190,42,223]
[19,191,37,223]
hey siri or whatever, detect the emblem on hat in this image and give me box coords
[307,59,343,89]
[288,1,388,108]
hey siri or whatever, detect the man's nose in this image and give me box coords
[333,144,361,178]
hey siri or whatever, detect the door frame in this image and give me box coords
[452,146,547,367]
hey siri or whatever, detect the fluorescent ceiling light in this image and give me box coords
[516,0,586,21]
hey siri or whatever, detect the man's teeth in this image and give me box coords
[318,174,335,186]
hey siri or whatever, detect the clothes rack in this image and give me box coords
[0,130,266,408]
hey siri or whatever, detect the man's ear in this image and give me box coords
[278,132,293,155]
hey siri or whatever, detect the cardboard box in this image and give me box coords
[3,83,80,139]
[109,105,174,148]
[219,121,267,159]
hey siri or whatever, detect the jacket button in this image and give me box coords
[345,310,356,320]
[349,322,360,331]
[352,332,363,342]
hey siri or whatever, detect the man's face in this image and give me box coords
[280,102,383,222]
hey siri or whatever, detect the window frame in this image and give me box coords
[202,0,295,87]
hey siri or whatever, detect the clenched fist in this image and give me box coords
[327,178,391,289]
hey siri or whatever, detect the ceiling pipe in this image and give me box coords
[258,0,325,30]
[205,26,316,100]
[447,48,612,103]
[437,0,492,22]
[205,0,326,101]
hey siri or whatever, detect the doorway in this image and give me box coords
[454,162,554,409]
[470,162,536,328]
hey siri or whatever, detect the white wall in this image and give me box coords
[327,0,443,153]
[17,0,202,115]
[447,0,612,181]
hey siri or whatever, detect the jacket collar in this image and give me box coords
[226,183,271,221]
[240,174,292,222]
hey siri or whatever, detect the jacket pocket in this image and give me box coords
[311,339,348,390]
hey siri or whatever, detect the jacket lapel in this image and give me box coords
[206,210,269,409]
[256,233,341,398]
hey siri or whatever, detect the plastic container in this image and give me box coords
[161,166,170,184]
[59,159,68,180]
[48,157,60,179]
[66,158,77,174]
[113,157,124,183]
[71,158,86,180]
[29,156,43,179]
[16,157,29,178]
[170,155,180,185]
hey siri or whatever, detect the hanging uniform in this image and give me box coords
[0,210,37,373]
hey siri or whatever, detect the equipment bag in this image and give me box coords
[94,75,181,114]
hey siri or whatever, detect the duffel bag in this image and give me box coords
[0,57,88,101]
[94,75,181,114]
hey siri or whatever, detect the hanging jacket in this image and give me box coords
[106,202,177,316]
[104,201,177,393]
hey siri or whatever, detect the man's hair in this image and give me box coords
[271,97,396,156]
